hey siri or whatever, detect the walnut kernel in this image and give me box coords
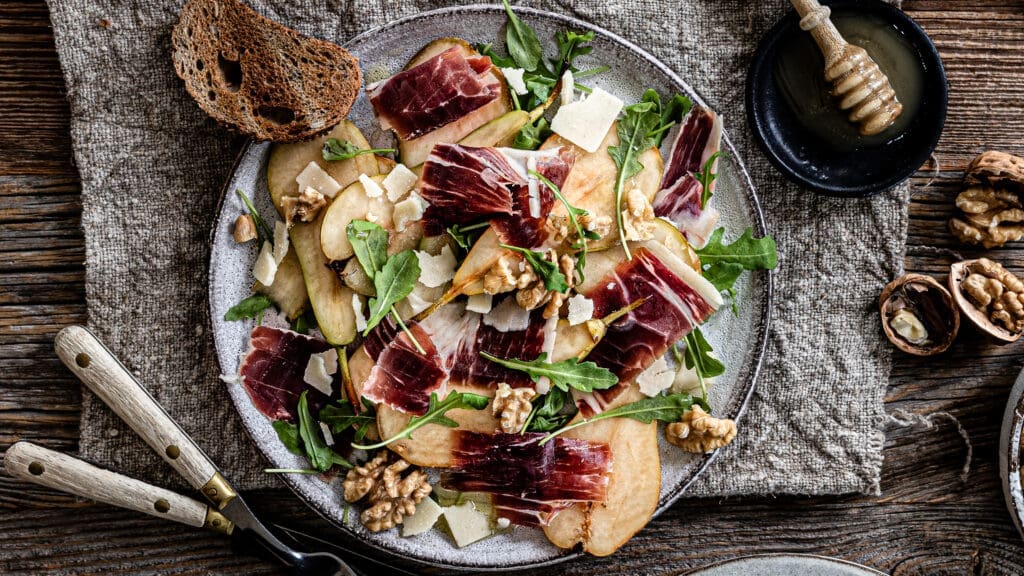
[621,188,656,241]
[281,186,326,228]
[665,406,737,453]
[492,382,536,434]
[342,452,431,532]
[962,258,1024,333]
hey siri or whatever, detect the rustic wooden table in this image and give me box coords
[3,0,1024,574]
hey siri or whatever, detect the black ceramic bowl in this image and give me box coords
[747,0,947,197]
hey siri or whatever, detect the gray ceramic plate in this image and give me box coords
[686,554,887,575]
[1000,365,1024,541]
[208,5,771,571]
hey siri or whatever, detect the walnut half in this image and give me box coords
[492,382,536,434]
[949,151,1024,248]
[342,452,431,532]
[665,406,737,453]
[950,258,1024,343]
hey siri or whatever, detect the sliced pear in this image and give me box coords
[650,218,700,272]
[540,126,662,251]
[253,247,308,319]
[320,176,394,261]
[337,258,375,296]
[395,38,512,167]
[376,155,396,175]
[267,120,377,345]
[543,385,660,556]
[451,227,505,297]
[460,110,531,148]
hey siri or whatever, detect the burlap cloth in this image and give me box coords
[48,0,905,496]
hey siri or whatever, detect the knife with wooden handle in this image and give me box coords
[5,441,233,534]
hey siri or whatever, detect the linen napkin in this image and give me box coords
[45,0,904,495]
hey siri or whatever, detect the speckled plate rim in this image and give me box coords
[206,4,772,572]
[1000,365,1024,541]
[684,553,888,575]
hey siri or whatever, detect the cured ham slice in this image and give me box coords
[238,326,332,421]
[579,245,719,411]
[651,107,723,247]
[362,323,445,416]
[442,303,548,389]
[443,431,612,525]
[418,145,574,248]
[368,47,501,141]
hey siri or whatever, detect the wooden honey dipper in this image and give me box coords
[790,0,903,135]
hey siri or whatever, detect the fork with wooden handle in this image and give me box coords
[5,441,234,534]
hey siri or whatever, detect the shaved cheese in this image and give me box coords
[303,351,334,396]
[672,360,703,395]
[383,163,419,202]
[252,240,278,286]
[272,220,289,264]
[393,191,429,232]
[560,69,575,106]
[415,246,456,288]
[359,173,384,198]
[443,502,493,547]
[319,422,335,446]
[482,297,531,332]
[465,293,493,314]
[501,67,529,95]
[352,294,367,332]
[219,373,244,386]
[405,283,434,316]
[550,87,624,153]
[402,495,444,537]
[637,356,674,397]
[296,161,341,198]
[537,315,559,395]
[566,294,594,326]
[496,517,511,529]
[526,155,540,218]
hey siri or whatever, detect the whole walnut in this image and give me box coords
[949,151,1024,248]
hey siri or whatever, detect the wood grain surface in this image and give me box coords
[3,0,1024,574]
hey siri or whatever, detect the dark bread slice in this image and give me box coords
[170,0,361,142]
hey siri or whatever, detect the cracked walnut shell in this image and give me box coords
[879,274,959,356]
[665,406,737,453]
[342,452,431,532]
[950,258,1024,343]
[949,151,1024,248]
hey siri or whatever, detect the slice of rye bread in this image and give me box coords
[170,0,361,142]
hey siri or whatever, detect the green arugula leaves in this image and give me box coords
[446,222,490,252]
[224,294,274,322]
[521,387,575,433]
[480,352,618,393]
[501,0,542,71]
[529,169,598,282]
[609,90,689,259]
[322,139,395,162]
[499,244,570,292]
[683,327,725,401]
[695,227,778,299]
[236,189,273,245]
[319,400,375,444]
[695,151,725,208]
[351,391,490,451]
[346,220,424,352]
[538,393,707,445]
[270,391,353,473]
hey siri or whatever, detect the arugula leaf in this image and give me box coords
[695,151,725,207]
[289,309,317,334]
[447,222,490,252]
[476,42,517,69]
[529,169,593,281]
[639,89,692,147]
[499,244,569,292]
[683,327,725,401]
[556,30,595,69]
[351,392,490,450]
[513,117,551,151]
[696,227,778,296]
[296,391,353,471]
[522,386,575,433]
[364,250,420,334]
[480,351,617,393]
[346,220,389,281]
[609,101,660,259]
[539,393,709,445]
[272,420,303,455]
[235,189,273,245]
[318,401,375,435]
[224,294,274,321]
[501,0,543,71]
[322,139,395,162]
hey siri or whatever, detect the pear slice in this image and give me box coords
[253,246,308,319]
[394,38,512,167]
[460,110,531,148]
[543,385,660,556]
[267,120,377,345]
[540,126,662,252]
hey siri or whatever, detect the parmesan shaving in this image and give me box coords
[482,297,531,332]
[637,356,674,397]
[393,191,429,232]
[465,293,493,314]
[319,422,335,446]
[272,220,289,264]
[252,240,278,286]
[501,67,529,95]
[404,284,434,316]
[352,293,367,332]
[560,69,575,106]
[359,173,384,198]
[550,87,624,153]
[566,294,594,326]
[303,352,333,396]
[415,246,457,288]
[382,163,419,202]
[295,161,341,198]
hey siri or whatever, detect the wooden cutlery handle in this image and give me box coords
[5,442,232,534]
[54,325,236,507]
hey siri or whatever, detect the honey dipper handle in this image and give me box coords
[789,0,847,63]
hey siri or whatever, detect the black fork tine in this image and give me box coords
[271,523,423,576]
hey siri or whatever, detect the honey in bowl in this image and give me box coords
[774,12,925,151]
